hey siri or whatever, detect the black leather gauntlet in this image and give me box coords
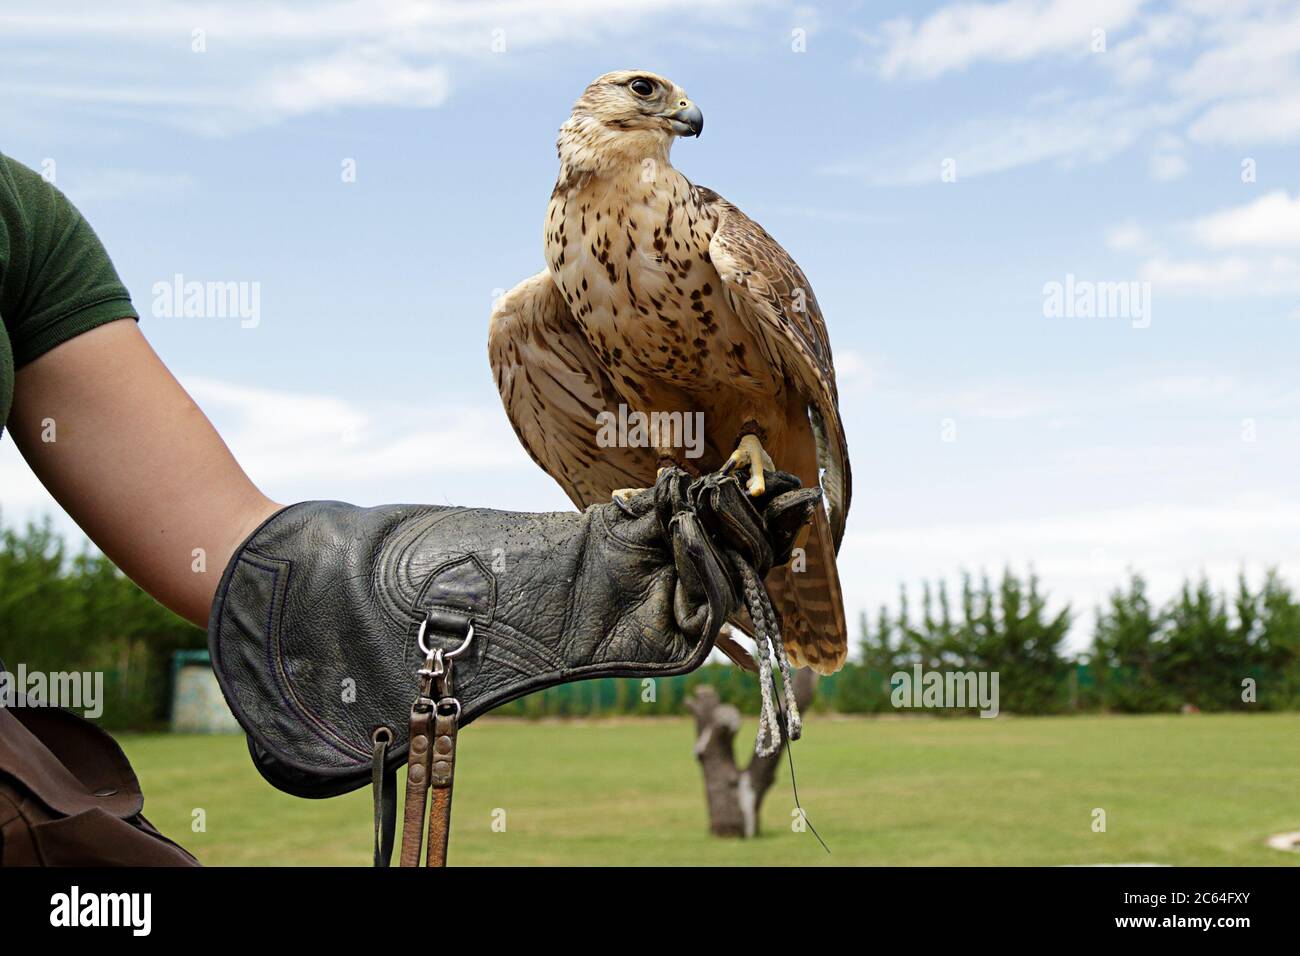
[208,467,817,803]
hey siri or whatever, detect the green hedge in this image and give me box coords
[0,518,204,728]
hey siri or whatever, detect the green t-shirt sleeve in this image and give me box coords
[0,154,138,369]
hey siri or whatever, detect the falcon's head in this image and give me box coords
[557,70,703,175]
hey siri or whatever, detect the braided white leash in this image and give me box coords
[731,556,802,757]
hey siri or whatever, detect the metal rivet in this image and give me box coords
[434,735,453,755]
[410,734,429,755]
[408,764,425,784]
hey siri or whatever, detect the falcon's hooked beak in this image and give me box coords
[667,101,704,138]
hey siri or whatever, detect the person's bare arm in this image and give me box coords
[8,318,281,627]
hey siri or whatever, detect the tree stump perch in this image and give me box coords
[685,667,817,838]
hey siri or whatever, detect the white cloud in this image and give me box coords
[1192,191,1300,248]
[1118,189,1300,293]
[1188,91,1300,145]
[821,97,1162,185]
[1151,3,1300,146]
[1114,191,1300,296]
[871,0,1146,80]
[852,0,1300,180]
[1102,13,1194,86]
[259,48,450,118]
[1140,255,1252,286]
[1146,133,1187,181]
[1106,221,1155,253]
[1106,187,1300,298]
[1147,151,1187,181]
[0,0,768,135]
[0,0,760,47]
[1140,254,1299,294]
[182,375,531,487]
[1172,5,1300,103]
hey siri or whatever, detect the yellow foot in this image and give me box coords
[723,433,774,497]
[613,468,673,503]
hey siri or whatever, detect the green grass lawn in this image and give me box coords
[118,713,1300,866]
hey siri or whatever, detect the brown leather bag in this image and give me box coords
[0,703,198,866]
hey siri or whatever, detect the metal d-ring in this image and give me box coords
[416,616,476,660]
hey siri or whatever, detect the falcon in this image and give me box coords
[488,70,851,674]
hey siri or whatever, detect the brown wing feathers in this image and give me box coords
[702,192,852,550]
[700,192,851,673]
[489,271,655,508]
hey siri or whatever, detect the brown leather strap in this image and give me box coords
[399,706,434,867]
[424,708,459,867]
[392,620,472,868]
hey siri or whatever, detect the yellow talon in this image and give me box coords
[725,433,772,497]
[614,467,675,504]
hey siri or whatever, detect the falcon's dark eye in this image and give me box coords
[629,78,655,97]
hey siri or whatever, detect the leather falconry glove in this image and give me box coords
[208,465,818,866]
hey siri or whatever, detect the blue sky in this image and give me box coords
[2,0,1297,651]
